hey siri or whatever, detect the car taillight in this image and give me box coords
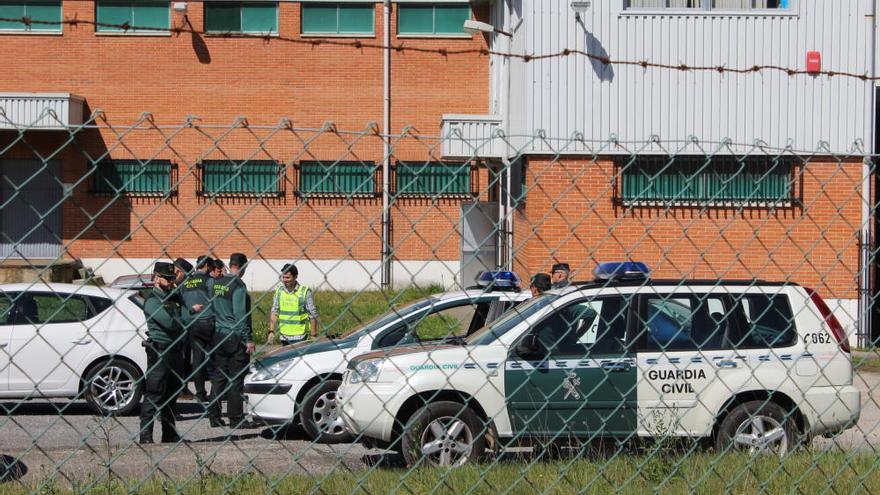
[805,288,850,353]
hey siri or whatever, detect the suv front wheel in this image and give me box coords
[401,401,486,467]
[715,400,797,456]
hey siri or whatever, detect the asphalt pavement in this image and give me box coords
[1,371,877,485]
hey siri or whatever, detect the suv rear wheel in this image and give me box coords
[715,400,797,456]
[401,401,486,467]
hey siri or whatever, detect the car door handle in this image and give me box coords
[72,338,91,345]
[716,360,738,369]
[601,362,631,372]
[0,343,6,349]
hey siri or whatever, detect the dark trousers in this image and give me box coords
[139,342,183,441]
[189,320,214,398]
[207,332,249,422]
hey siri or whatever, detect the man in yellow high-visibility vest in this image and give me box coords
[267,263,318,345]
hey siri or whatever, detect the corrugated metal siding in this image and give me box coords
[504,0,873,155]
[0,160,63,260]
[441,114,504,158]
[0,93,84,130]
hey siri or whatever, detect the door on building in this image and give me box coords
[460,201,498,287]
[0,160,63,260]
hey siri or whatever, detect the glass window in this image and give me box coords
[299,161,375,196]
[396,161,471,196]
[88,297,114,317]
[468,293,561,345]
[626,0,790,9]
[0,292,17,325]
[619,155,794,206]
[410,302,480,341]
[529,297,629,357]
[16,293,90,324]
[640,294,733,351]
[302,2,374,34]
[731,293,796,349]
[398,3,469,35]
[96,1,169,32]
[200,160,284,197]
[204,1,277,33]
[93,159,173,196]
[0,1,61,31]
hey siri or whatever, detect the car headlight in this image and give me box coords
[250,359,294,382]
[350,358,383,384]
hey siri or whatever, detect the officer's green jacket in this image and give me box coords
[143,287,185,346]
[212,274,252,342]
[179,271,214,325]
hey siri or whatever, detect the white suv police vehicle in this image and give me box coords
[338,262,860,466]
[244,272,531,443]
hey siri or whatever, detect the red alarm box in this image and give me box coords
[806,51,821,74]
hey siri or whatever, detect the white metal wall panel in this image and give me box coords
[0,93,85,130]
[501,0,873,155]
[441,114,504,158]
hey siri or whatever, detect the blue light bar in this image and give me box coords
[476,270,522,291]
[593,262,651,281]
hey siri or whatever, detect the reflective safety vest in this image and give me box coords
[276,284,311,337]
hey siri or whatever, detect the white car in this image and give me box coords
[338,262,861,466]
[0,283,147,415]
[244,277,532,443]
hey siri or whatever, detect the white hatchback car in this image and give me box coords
[339,263,861,466]
[245,278,532,443]
[0,283,147,415]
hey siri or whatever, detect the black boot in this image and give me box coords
[209,416,226,428]
[161,431,182,443]
[139,433,154,445]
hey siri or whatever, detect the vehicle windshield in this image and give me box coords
[466,293,560,345]
[336,297,440,340]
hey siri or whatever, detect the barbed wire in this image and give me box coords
[4,15,879,81]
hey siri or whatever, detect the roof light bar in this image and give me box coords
[593,262,651,281]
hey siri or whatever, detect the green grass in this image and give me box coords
[248,285,445,344]
[4,452,880,494]
[854,355,880,373]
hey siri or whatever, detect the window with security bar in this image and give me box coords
[395,161,472,197]
[95,1,169,32]
[0,0,61,31]
[616,155,798,207]
[298,161,376,197]
[92,159,174,196]
[301,2,374,35]
[204,1,278,34]
[199,159,284,197]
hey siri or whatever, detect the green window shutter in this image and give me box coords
[398,4,433,34]
[94,160,172,196]
[96,1,131,31]
[300,161,375,196]
[396,162,470,196]
[202,160,282,196]
[620,156,793,205]
[0,2,26,30]
[132,1,169,30]
[338,4,373,34]
[302,4,338,33]
[26,1,61,30]
[434,4,468,34]
[241,2,276,33]
[205,2,241,32]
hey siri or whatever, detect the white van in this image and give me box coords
[338,263,860,466]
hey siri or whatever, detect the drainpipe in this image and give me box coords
[381,0,392,288]
[860,0,877,348]
[502,1,515,270]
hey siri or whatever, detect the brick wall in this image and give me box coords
[0,1,491,265]
[513,156,865,299]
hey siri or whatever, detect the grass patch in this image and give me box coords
[4,452,880,494]
[248,285,445,344]
[854,355,880,373]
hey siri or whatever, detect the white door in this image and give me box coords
[0,292,16,391]
[8,292,94,393]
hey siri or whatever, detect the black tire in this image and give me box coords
[400,401,486,468]
[715,400,797,456]
[83,359,143,416]
[299,379,354,444]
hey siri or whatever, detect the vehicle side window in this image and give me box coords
[15,293,90,325]
[89,297,114,317]
[412,303,479,340]
[528,296,628,357]
[639,294,732,352]
[730,293,796,349]
[0,292,17,325]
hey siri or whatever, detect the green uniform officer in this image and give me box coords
[207,253,257,429]
[178,255,215,403]
[139,262,185,444]
[267,263,318,345]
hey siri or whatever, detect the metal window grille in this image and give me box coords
[198,159,285,198]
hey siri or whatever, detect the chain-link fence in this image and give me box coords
[0,114,878,493]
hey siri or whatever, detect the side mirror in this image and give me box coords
[516,334,545,358]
